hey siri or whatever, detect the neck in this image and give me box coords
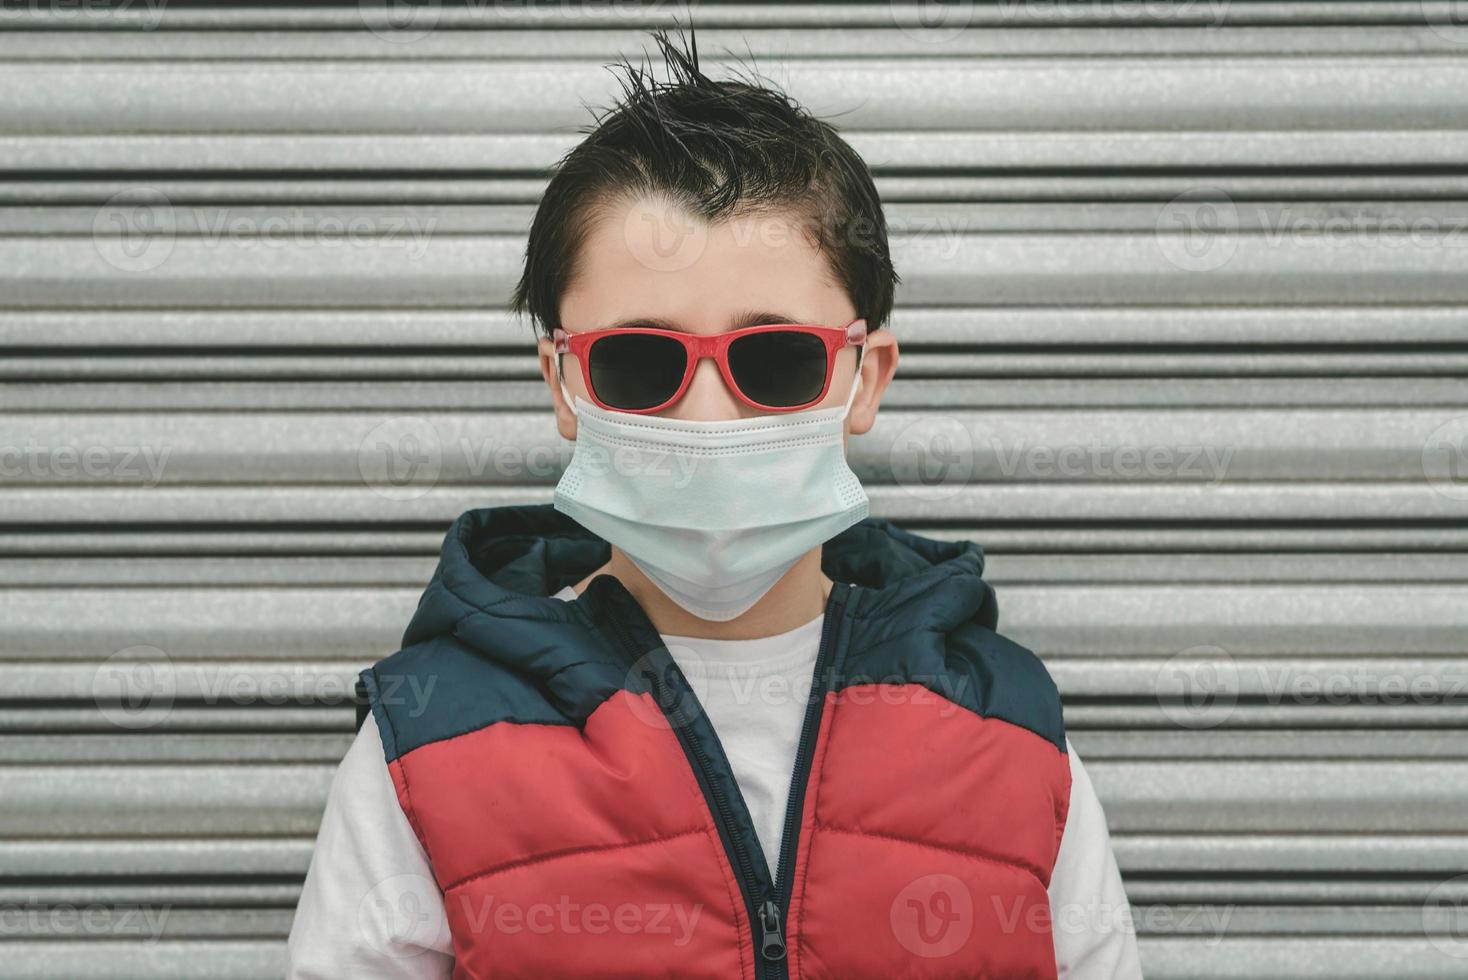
[573,547,831,640]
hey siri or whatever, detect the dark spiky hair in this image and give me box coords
[510,24,898,337]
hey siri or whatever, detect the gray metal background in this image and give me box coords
[3,1,1468,977]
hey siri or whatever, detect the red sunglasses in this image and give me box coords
[554,318,867,414]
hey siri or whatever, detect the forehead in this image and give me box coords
[559,193,846,330]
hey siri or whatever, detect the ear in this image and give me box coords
[847,328,899,436]
[537,335,578,441]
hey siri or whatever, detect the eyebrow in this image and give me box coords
[605,310,802,332]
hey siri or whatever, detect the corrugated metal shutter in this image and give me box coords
[4,3,1467,977]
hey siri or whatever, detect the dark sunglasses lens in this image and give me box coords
[586,333,688,410]
[727,330,828,407]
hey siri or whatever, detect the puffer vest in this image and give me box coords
[359,504,1071,979]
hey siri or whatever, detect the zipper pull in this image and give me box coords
[759,900,787,961]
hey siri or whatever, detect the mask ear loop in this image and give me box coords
[553,340,584,418]
[558,377,582,418]
[838,342,866,418]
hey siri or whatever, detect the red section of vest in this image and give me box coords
[787,684,1072,979]
[387,683,1070,978]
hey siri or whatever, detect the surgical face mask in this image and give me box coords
[552,368,868,621]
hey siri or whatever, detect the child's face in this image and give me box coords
[540,194,895,436]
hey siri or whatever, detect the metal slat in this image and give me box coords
[14,198,1468,233]
[2,483,1463,526]
[3,406,1463,483]
[0,838,314,877]
[0,765,330,836]
[0,942,284,980]
[2,58,1468,135]
[20,173,1468,208]
[3,24,1468,60]
[3,581,1464,659]
[8,352,1468,382]
[6,2,1468,31]
[3,525,1467,557]
[5,829,1466,879]
[2,757,1467,840]
[13,129,1468,172]
[9,214,1468,308]
[5,551,1466,588]
[2,306,1465,348]
[7,378,1468,413]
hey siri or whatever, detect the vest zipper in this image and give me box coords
[758,899,787,961]
[766,580,849,980]
[602,580,851,980]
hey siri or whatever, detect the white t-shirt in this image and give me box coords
[287,587,1142,979]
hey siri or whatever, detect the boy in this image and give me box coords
[288,27,1141,979]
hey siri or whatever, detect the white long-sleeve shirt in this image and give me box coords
[288,595,1142,978]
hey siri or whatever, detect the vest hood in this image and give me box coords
[380,503,1060,747]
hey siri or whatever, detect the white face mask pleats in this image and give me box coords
[553,372,867,621]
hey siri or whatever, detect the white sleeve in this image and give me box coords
[286,718,455,980]
[1048,738,1144,979]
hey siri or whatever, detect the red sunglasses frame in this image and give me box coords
[554,317,868,415]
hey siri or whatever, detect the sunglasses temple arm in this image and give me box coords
[551,328,570,381]
[847,318,868,369]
